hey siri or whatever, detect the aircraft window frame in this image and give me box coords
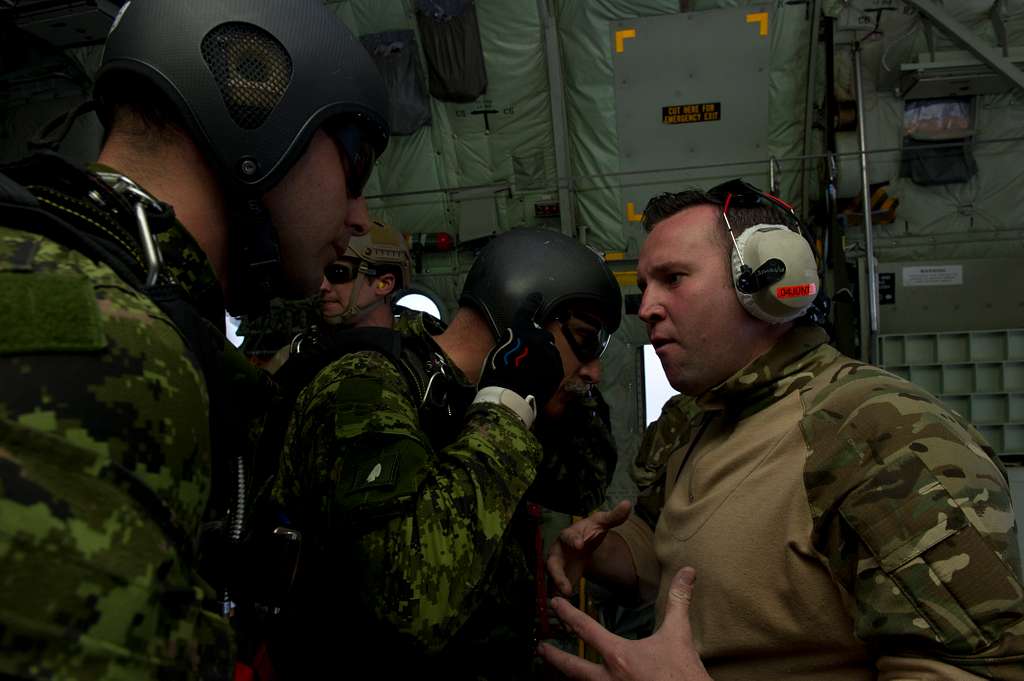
[394,288,446,322]
[225,312,244,348]
[642,343,679,426]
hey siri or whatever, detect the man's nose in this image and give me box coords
[637,289,663,325]
[579,358,602,386]
[346,196,371,237]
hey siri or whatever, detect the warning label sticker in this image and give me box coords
[776,283,817,299]
[662,102,721,125]
[902,265,963,287]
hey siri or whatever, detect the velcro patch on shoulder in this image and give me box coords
[0,272,106,354]
[332,437,428,523]
[841,452,966,573]
[348,453,401,494]
[335,376,385,404]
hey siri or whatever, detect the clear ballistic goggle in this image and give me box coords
[555,309,611,364]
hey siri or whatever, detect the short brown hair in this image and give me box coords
[641,189,782,270]
[95,72,188,146]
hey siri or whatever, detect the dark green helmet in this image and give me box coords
[459,229,622,340]
[96,0,389,192]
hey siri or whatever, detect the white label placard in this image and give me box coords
[902,265,963,287]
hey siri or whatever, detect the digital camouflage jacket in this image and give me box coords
[271,310,562,679]
[0,155,265,680]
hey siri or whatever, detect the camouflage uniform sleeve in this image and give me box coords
[630,394,702,530]
[801,366,1024,680]
[531,388,617,515]
[0,228,232,680]
[274,349,544,653]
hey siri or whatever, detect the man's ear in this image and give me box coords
[375,273,396,297]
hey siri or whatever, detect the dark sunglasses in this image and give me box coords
[324,260,377,285]
[556,311,610,364]
[324,120,378,199]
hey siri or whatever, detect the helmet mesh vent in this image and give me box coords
[201,22,293,130]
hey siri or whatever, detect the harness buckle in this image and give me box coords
[95,171,165,287]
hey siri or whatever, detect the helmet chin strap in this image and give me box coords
[322,272,389,326]
[226,193,284,317]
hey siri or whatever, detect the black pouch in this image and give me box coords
[415,0,488,103]
[361,30,432,135]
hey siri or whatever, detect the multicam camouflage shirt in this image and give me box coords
[0,155,251,680]
[632,324,1024,679]
[271,310,553,679]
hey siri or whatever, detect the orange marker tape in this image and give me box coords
[776,283,817,299]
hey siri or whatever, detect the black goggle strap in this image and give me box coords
[558,313,609,363]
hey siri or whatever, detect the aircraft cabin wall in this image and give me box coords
[2,2,1023,551]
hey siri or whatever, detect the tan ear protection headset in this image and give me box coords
[708,179,822,325]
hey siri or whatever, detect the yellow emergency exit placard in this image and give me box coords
[662,102,721,125]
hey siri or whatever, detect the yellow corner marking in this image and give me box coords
[614,271,638,287]
[604,251,627,262]
[615,28,636,54]
[626,201,645,222]
[746,12,768,36]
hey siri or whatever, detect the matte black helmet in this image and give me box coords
[96,0,389,192]
[459,229,622,341]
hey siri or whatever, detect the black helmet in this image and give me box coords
[459,229,622,341]
[96,0,389,192]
